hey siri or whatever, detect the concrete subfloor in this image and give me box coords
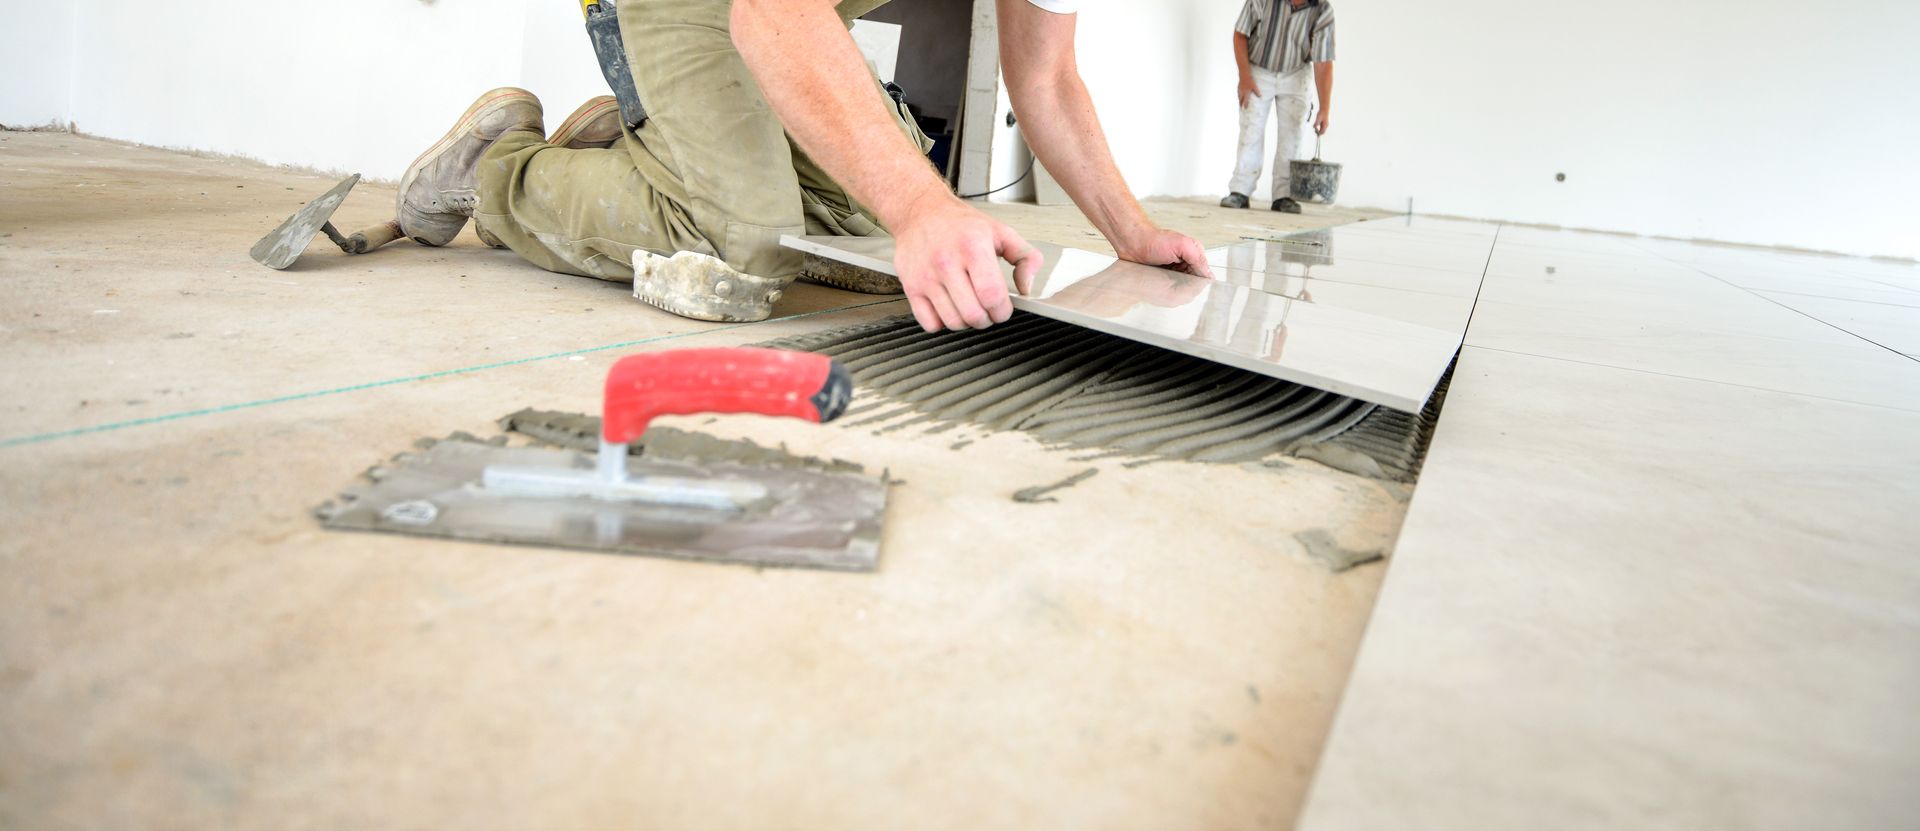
[0,131,1400,829]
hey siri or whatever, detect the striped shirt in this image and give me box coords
[1234,0,1336,75]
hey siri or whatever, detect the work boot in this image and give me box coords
[548,95,624,150]
[397,88,544,247]
[1271,196,1303,214]
[632,249,789,323]
[1220,192,1250,209]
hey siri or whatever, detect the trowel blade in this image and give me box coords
[315,438,887,571]
[250,173,360,270]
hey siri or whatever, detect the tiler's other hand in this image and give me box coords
[893,193,1045,332]
[1115,226,1213,278]
[1314,109,1330,135]
[1237,74,1258,108]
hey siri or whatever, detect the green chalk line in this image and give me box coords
[0,299,903,450]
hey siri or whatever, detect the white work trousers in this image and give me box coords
[1229,66,1314,199]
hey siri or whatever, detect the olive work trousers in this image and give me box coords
[473,0,925,284]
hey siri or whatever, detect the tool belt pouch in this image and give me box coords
[585,1,648,130]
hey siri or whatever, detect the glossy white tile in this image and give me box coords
[1233,231,1495,273]
[1344,215,1502,237]
[1205,240,1487,298]
[783,235,1463,411]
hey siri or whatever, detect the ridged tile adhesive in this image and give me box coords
[756,314,1452,482]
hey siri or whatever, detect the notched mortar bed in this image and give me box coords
[756,314,1452,482]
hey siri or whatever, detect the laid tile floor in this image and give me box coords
[1299,223,1920,830]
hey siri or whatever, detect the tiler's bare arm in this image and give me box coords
[996,0,1209,274]
[732,0,1042,333]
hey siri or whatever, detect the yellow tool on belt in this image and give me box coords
[581,0,648,131]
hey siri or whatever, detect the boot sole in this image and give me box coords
[549,96,622,150]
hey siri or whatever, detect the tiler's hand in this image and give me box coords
[1237,74,1258,108]
[1114,226,1213,278]
[893,192,1045,333]
[1314,109,1330,135]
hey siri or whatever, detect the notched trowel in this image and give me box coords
[250,174,409,269]
[315,348,888,571]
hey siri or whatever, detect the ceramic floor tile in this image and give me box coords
[1628,241,1920,297]
[1635,241,1920,301]
[1145,254,1477,332]
[1488,228,1645,256]
[1690,265,1920,306]
[1754,292,1920,356]
[1465,297,1920,410]
[1243,277,1476,332]
[1813,260,1920,291]
[1344,215,1502,238]
[1206,241,1487,298]
[1236,231,1495,274]
[1322,227,1498,253]
[784,235,1461,411]
[1484,248,1707,286]
[1486,243,1661,267]
[1299,346,1920,831]
[1475,266,1869,348]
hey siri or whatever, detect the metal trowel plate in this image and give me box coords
[251,174,360,269]
[316,439,887,571]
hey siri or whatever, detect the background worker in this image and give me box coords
[393,0,1210,334]
[1220,0,1336,214]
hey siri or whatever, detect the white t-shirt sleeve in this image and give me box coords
[1026,0,1079,13]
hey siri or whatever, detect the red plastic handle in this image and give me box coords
[601,347,852,444]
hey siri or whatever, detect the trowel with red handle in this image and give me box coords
[315,347,887,571]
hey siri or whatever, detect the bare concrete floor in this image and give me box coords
[0,131,1399,830]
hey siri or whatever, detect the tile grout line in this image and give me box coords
[1455,222,1505,349]
[1461,344,1920,415]
[1864,277,1920,296]
[1623,239,1920,364]
[1751,287,1920,310]
[0,298,904,450]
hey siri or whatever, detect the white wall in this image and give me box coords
[1,0,602,179]
[1325,0,1920,258]
[0,0,77,128]
[59,0,561,179]
[1066,0,1920,259]
[1,0,903,181]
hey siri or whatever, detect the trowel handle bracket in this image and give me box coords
[321,222,352,251]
